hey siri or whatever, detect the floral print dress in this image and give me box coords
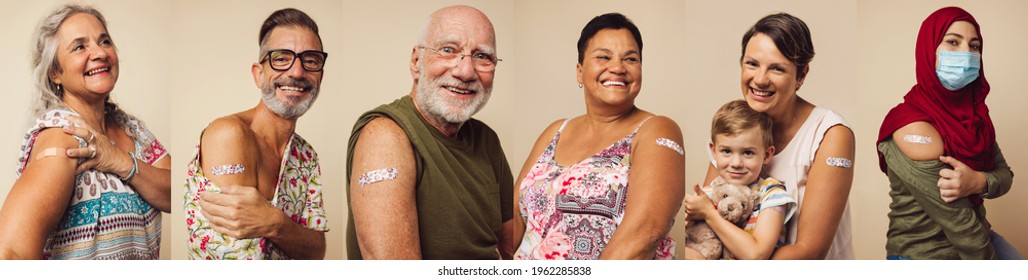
[515,117,675,260]
[16,109,167,259]
[183,133,328,260]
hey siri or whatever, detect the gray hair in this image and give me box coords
[256,8,321,60]
[31,4,128,125]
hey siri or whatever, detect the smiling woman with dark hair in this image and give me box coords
[700,12,856,259]
[512,13,684,260]
[0,4,171,260]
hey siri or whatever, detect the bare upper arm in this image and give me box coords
[199,117,259,187]
[350,117,417,192]
[0,128,81,259]
[780,124,855,259]
[349,117,420,259]
[892,121,944,161]
[626,116,685,214]
[601,116,684,258]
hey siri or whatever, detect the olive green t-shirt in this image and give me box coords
[346,96,513,260]
[879,139,1012,259]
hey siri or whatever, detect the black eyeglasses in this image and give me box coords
[260,49,329,72]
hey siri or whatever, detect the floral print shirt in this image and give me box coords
[515,117,675,260]
[183,133,328,260]
[16,109,167,259]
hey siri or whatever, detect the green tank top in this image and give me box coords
[346,95,513,259]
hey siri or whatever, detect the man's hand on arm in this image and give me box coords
[199,185,325,259]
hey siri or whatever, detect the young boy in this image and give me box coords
[684,100,796,260]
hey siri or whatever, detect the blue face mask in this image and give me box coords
[936,51,981,91]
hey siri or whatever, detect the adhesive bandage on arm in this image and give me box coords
[656,138,684,156]
[211,164,245,175]
[358,168,399,186]
[902,135,933,144]
[34,147,67,160]
[826,157,852,168]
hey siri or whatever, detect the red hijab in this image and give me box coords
[877,7,994,176]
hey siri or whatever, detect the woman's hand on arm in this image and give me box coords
[600,116,684,259]
[348,117,421,259]
[62,116,171,212]
[880,123,994,259]
[771,125,854,259]
[937,155,987,203]
[935,141,1013,202]
[511,120,567,258]
[0,129,80,259]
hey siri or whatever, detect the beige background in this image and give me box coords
[681,0,863,258]
[167,0,514,260]
[511,0,690,258]
[857,0,1028,258]
[167,0,348,260]
[0,0,173,259]
[2,0,1025,261]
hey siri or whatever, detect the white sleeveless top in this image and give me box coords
[706,106,854,259]
[771,107,854,259]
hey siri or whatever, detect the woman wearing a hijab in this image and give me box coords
[877,6,1019,260]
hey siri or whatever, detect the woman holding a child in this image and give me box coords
[686,12,856,260]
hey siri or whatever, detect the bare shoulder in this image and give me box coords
[27,128,81,166]
[536,119,568,142]
[32,127,83,149]
[357,117,409,147]
[350,117,415,186]
[821,124,855,150]
[524,119,571,155]
[200,115,257,147]
[891,121,943,161]
[199,116,259,182]
[637,115,684,142]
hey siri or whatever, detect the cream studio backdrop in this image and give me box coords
[0,1,173,259]
[2,0,1024,261]
[856,0,1028,259]
[169,0,515,260]
[168,0,348,260]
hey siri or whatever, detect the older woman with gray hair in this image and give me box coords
[0,4,170,259]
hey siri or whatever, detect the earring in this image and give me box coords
[577,84,583,88]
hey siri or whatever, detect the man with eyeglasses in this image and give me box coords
[346,5,512,260]
[183,8,328,260]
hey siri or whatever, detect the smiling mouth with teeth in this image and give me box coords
[602,81,626,87]
[279,86,306,92]
[446,86,475,95]
[750,87,775,97]
[85,67,109,76]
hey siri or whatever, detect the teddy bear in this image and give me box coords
[685,179,760,260]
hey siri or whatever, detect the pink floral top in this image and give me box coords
[183,133,328,260]
[515,117,675,260]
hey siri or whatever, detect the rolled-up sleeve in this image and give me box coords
[879,140,994,259]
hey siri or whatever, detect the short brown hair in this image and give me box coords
[711,100,773,148]
[741,13,814,80]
